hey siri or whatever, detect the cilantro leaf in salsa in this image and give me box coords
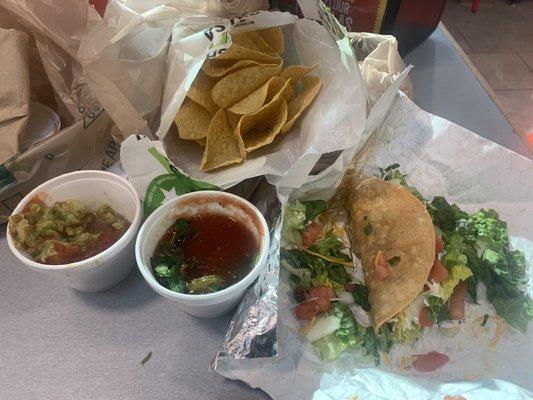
[152,254,186,293]
[168,218,190,251]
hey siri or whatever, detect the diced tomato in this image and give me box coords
[49,242,81,263]
[87,216,114,234]
[412,351,449,372]
[309,286,336,300]
[22,197,45,214]
[301,222,322,247]
[443,396,467,400]
[344,282,355,292]
[449,281,468,320]
[435,234,444,254]
[429,259,449,283]
[314,296,331,313]
[294,300,321,320]
[373,250,391,282]
[294,294,331,320]
[419,308,434,328]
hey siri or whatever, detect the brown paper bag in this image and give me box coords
[0,28,30,165]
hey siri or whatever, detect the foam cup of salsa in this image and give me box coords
[7,171,142,292]
[135,191,270,318]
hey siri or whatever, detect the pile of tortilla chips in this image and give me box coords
[174,27,323,171]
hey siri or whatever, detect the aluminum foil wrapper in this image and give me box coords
[213,180,288,361]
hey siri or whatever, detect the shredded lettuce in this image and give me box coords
[428,196,468,232]
[379,164,424,201]
[305,315,341,343]
[391,322,422,344]
[281,234,352,292]
[309,232,346,257]
[313,333,350,362]
[329,303,361,348]
[441,264,473,301]
[281,200,327,245]
[281,201,307,244]
[349,283,371,311]
[440,233,473,301]
[301,200,327,224]
[430,198,532,332]
[311,304,361,361]
[361,324,394,366]
[425,295,450,323]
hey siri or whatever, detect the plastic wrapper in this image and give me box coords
[213,92,533,399]
[0,0,102,124]
[349,31,413,107]
[0,1,121,222]
[78,0,274,140]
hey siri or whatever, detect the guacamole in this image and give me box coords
[9,197,130,264]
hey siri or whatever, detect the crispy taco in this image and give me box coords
[348,176,436,330]
[281,164,532,368]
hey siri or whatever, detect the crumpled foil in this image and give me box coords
[213,180,287,362]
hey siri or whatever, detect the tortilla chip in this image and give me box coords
[280,64,318,86]
[231,31,276,56]
[201,109,246,171]
[228,82,269,115]
[175,99,211,140]
[347,177,436,330]
[202,59,262,78]
[237,97,288,153]
[281,75,322,134]
[226,111,242,131]
[211,64,282,108]
[265,76,295,104]
[186,71,219,115]
[256,27,284,55]
[230,77,296,115]
[215,44,281,65]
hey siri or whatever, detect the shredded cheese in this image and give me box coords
[299,246,354,267]
[299,316,316,337]
[489,319,508,348]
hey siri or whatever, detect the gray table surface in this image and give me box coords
[1,26,530,400]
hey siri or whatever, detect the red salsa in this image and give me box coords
[9,197,130,264]
[152,213,259,294]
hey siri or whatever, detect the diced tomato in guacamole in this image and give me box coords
[9,197,130,264]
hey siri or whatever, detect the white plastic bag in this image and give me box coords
[94,3,367,189]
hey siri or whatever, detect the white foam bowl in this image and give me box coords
[7,171,142,292]
[135,191,270,318]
